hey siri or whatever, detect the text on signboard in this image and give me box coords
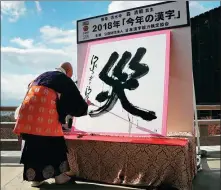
[92,9,181,32]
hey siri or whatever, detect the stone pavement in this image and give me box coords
[1,146,220,190]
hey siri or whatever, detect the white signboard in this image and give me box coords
[77,1,189,43]
[74,30,170,136]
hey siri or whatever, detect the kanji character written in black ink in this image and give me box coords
[151,24,155,28]
[165,10,175,19]
[127,12,131,16]
[139,9,143,14]
[113,20,120,28]
[134,10,138,15]
[85,85,92,99]
[135,16,144,24]
[155,12,164,21]
[89,47,157,121]
[90,55,98,73]
[145,14,154,22]
[126,18,134,26]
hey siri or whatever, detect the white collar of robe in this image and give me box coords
[55,67,66,75]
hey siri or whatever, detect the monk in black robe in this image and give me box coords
[13,62,90,187]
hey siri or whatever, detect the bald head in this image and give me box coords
[60,62,73,78]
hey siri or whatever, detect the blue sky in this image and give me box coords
[1,1,111,45]
[1,1,220,106]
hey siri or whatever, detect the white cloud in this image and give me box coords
[108,1,216,17]
[1,73,38,104]
[1,1,43,22]
[40,25,76,44]
[1,25,78,105]
[35,1,42,13]
[1,45,75,105]
[3,25,77,70]
[1,1,26,22]
[10,38,34,48]
[108,1,161,13]
[1,43,75,72]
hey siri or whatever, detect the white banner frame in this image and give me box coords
[77,1,190,43]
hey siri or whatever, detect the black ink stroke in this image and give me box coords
[85,85,92,99]
[90,55,98,74]
[85,55,99,99]
[89,47,157,121]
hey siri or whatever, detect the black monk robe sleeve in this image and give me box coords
[60,79,88,117]
[59,77,88,117]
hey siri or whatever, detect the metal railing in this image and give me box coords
[0,105,220,150]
